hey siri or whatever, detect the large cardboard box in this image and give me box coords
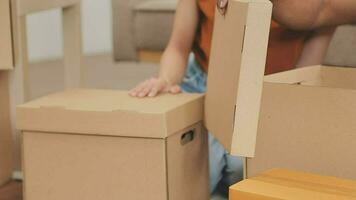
[230,169,356,199]
[16,89,209,200]
[245,66,356,179]
[0,72,13,186]
[0,0,14,70]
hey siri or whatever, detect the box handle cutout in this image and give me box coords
[181,130,195,145]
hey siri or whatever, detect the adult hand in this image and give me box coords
[129,77,181,98]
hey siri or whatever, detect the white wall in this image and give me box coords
[26,0,112,62]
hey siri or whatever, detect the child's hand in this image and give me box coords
[129,77,181,98]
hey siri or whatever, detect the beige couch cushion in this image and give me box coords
[134,0,176,51]
[112,0,176,61]
[324,25,356,67]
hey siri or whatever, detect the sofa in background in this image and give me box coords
[112,0,177,62]
[324,25,356,67]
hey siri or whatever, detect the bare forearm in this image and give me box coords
[130,0,198,97]
[271,0,356,30]
[159,46,189,85]
[158,0,198,84]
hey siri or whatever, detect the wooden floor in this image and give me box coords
[0,181,22,200]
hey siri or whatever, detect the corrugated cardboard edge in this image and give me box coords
[0,72,13,186]
[243,157,247,179]
[264,65,322,84]
[166,122,209,200]
[0,0,14,70]
[166,95,204,136]
[16,91,204,139]
[204,0,272,158]
[231,0,272,157]
[204,0,248,156]
[16,106,168,138]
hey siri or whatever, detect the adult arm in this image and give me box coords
[130,0,199,97]
[271,0,356,30]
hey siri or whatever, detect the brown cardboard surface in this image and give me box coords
[0,0,14,70]
[22,131,168,200]
[167,123,209,200]
[21,123,208,200]
[320,66,356,89]
[246,65,356,179]
[18,89,208,199]
[16,0,80,16]
[230,169,356,200]
[0,72,13,186]
[17,89,204,138]
[23,123,209,200]
[205,0,272,157]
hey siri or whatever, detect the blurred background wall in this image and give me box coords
[26,0,112,63]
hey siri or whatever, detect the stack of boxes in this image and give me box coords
[15,0,273,199]
[12,0,356,199]
[0,0,14,186]
[231,64,356,198]
[205,0,356,198]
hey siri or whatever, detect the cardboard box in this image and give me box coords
[0,0,14,70]
[16,89,209,200]
[205,0,272,157]
[246,66,356,179]
[0,72,13,186]
[230,169,356,200]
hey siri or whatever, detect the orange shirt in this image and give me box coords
[193,0,309,75]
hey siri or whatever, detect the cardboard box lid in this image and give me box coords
[16,89,204,138]
[230,169,356,199]
[204,0,272,157]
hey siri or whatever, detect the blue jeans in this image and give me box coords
[181,54,243,195]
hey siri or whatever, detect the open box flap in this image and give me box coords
[204,0,272,157]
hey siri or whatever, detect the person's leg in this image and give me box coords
[216,154,244,196]
[208,134,227,194]
[181,54,227,194]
